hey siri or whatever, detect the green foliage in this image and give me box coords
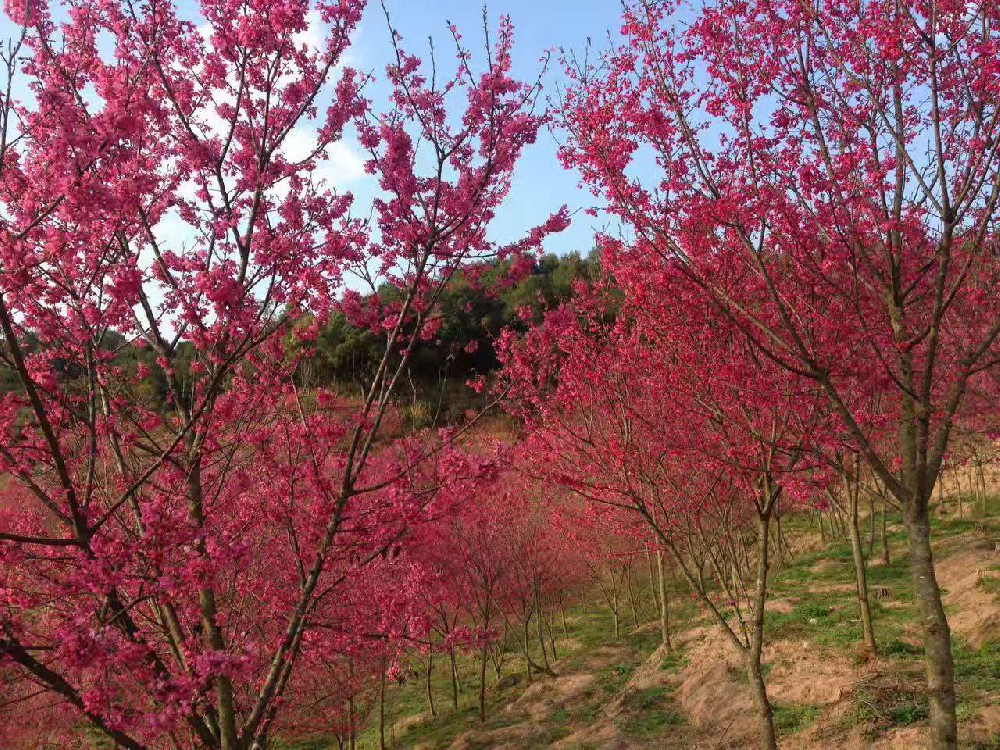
[882,639,923,658]
[772,704,820,735]
[616,686,685,736]
[660,651,690,673]
[299,251,602,419]
[597,663,635,694]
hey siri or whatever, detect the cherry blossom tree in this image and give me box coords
[0,0,566,747]
[557,1,1000,744]
[501,282,830,748]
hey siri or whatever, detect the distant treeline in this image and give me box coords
[1,251,600,422]
[302,251,599,390]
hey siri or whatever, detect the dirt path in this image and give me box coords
[447,631,710,749]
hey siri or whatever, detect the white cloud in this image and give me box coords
[278,126,368,191]
[320,140,368,186]
[293,9,324,54]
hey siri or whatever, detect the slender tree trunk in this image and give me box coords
[866,488,877,557]
[746,655,777,750]
[522,617,533,684]
[560,598,569,637]
[378,658,387,750]
[956,473,964,518]
[656,498,776,747]
[535,591,551,671]
[187,460,237,750]
[449,646,459,709]
[773,511,788,567]
[625,565,640,627]
[848,483,878,655]
[880,499,891,566]
[545,617,559,661]
[348,660,357,750]
[748,507,778,750]
[973,464,983,513]
[979,466,988,517]
[645,545,659,612]
[904,505,958,749]
[426,650,436,717]
[478,641,488,722]
[656,549,672,652]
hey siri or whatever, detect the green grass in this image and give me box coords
[616,686,685,736]
[596,663,635,694]
[773,703,820,735]
[660,650,690,672]
[978,577,1000,597]
[882,638,923,658]
[353,597,693,750]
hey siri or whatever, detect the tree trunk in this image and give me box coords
[546,614,558,660]
[522,617,533,683]
[979,466,988,517]
[904,507,958,749]
[625,566,640,627]
[880,498,891,566]
[866,488,877,557]
[745,654,778,750]
[645,545,660,612]
[773,511,788,568]
[656,549,672,652]
[956,473,963,518]
[478,641,488,722]
[847,475,878,655]
[348,701,356,750]
[426,651,436,717]
[348,660,357,750]
[536,592,551,671]
[449,646,460,709]
[378,659,387,750]
[749,505,778,750]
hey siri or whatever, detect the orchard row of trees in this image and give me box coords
[1,1,999,749]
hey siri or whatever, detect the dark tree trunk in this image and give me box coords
[535,589,550,670]
[522,617,533,683]
[880,499,890,566]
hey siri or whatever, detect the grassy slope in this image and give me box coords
[301,496,1000,750]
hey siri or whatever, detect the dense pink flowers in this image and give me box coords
[0,1,565,747]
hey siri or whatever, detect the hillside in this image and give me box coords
[345,502,1000,750]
